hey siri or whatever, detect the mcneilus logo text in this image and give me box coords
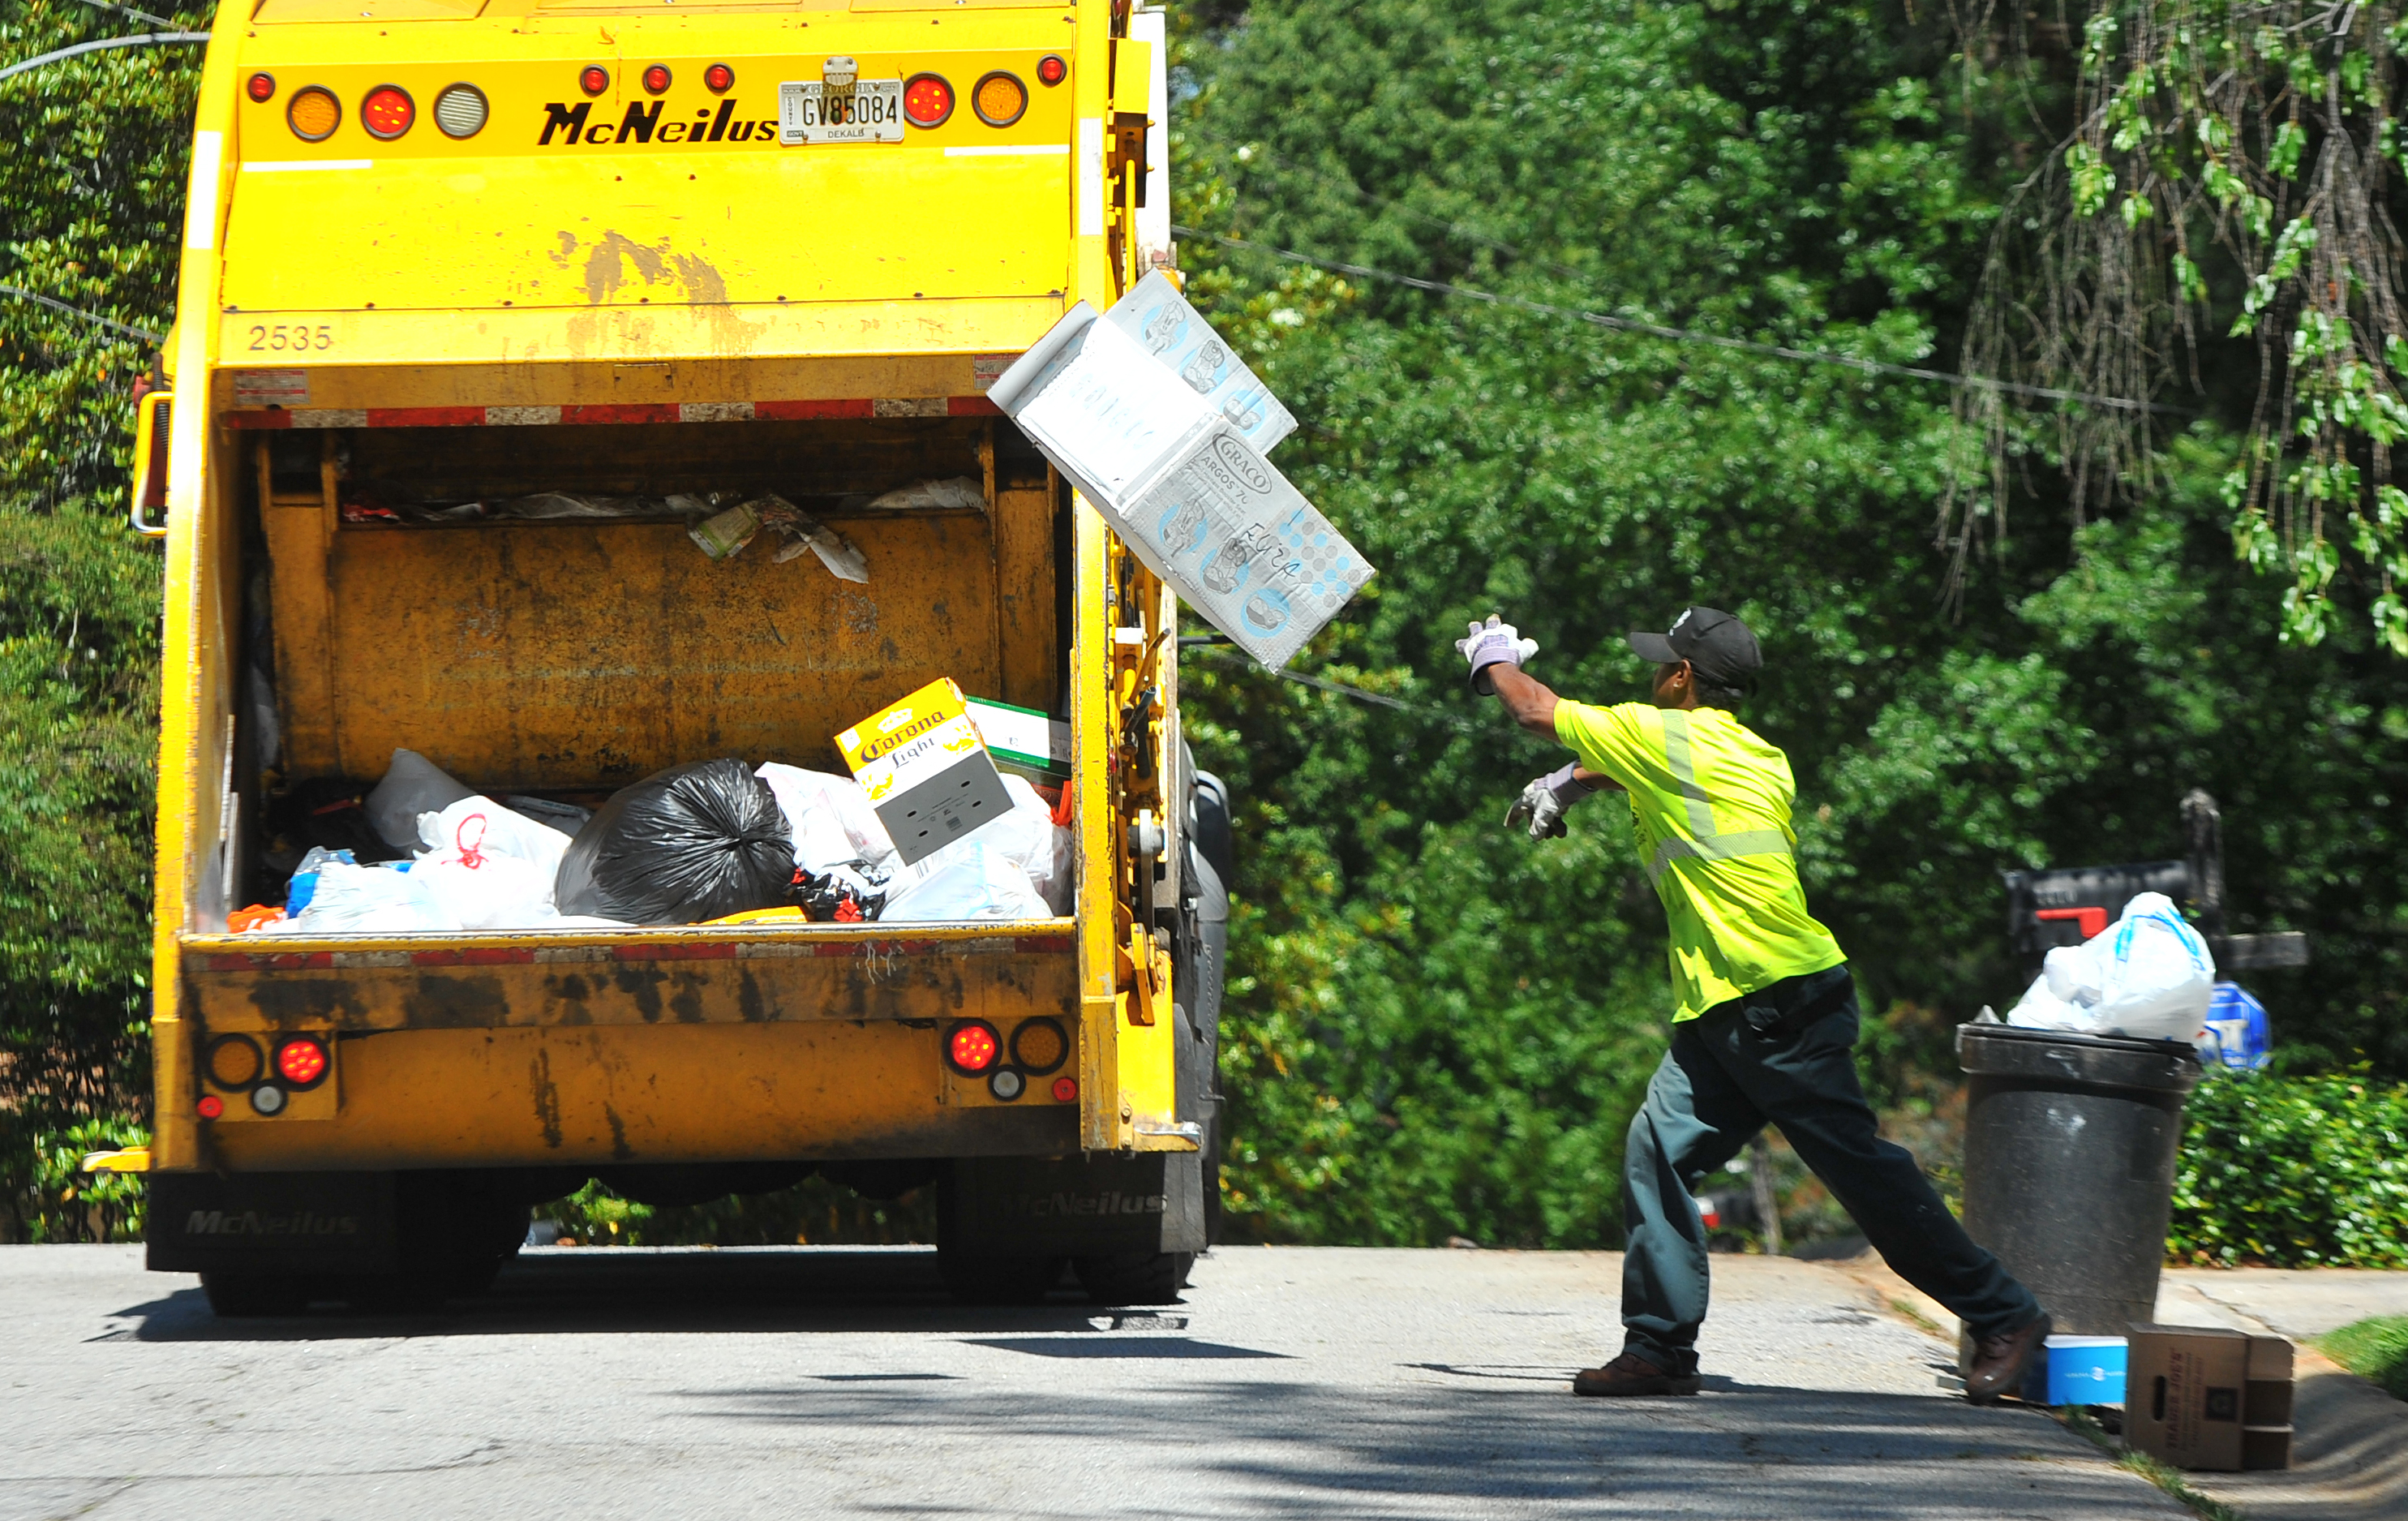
[538,101,778,147]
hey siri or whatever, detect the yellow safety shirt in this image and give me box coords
[1554,700,1844,1021]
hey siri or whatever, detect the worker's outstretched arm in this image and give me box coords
[1486,663,1562,741]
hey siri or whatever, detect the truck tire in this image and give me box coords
[200,1272,314,1318]
[937,1247,1067,1305]
[1072,1250,1194,1306]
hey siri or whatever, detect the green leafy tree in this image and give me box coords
[1176,0,2408,1246]
[0,0,200,1238]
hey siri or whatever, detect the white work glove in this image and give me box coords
[1456,613,1539,694]
[1504,763,1593,840]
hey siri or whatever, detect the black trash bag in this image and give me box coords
[555,760,795,924]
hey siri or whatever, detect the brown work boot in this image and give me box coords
[1963,1313,2051,1404]
[1572,1351,1703,1398]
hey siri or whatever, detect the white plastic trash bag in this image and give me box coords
[756,763,899,873]
[880,839,1051,922]
[365,749,476,851]
[412,797,574,930]
[2007,892,2216,1040]
[288,861,461,935]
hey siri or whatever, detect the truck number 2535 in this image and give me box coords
[248,324,334,352]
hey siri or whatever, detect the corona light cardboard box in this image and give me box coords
[837,678,1015,867]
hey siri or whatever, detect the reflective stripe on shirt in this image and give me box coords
[1645,710,1795,883]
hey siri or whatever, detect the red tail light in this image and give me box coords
[945,1020,1000,1073]
[642,64,672,95]
[581,65,610,96]
[903,74,953,127]
[196,1094,225,1119]
[1050,1076,1078,1102]
[247,72,276,103]
[1037,55,1066,87]
[361,84,414,140]
[706,62,734,93]
[276,1036,329,1089]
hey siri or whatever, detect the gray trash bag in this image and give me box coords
[553,759,795,924]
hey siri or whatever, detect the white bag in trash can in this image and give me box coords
[2007,892,2217,1039]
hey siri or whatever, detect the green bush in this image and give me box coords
[2320,1316,2408,1401]
[2169,1072,2408,1268]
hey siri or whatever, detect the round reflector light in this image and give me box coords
[251,1084,288,1116]
[196,1094,225,1119]
[1050,1076,1078,1103]
[287,86,341,142]
[1009,1016,1068,1075]
[205,1034,264,1089]
[903,73,953,127]
[642,63,672,95]
[276,1036,329,1089]
[581,64,611,96]
[989,1068,1025,1101]
[247,72,277,104]
[706,62,734,93]
[361,84,414,140]
[433,83,487,140]
[972,71,1027,128]
[1036,54,1067,86]
[945,1020,1000,1073]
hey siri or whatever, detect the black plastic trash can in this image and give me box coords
[1958,1022,2204,1336]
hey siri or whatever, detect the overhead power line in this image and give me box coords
[75,0,180,27]
[0,284,163,344]
[0,32,212,86]
[1184,646,1484,733]
[1174,224,2182,415]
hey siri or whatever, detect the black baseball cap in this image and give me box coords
[1627,607,1762,690]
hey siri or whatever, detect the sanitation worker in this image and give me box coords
[1457,607,2050,1402]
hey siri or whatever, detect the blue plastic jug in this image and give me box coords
[2200,982,2272,1072]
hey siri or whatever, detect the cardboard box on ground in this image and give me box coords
[2124,1324,2294,1472]
[989,271,1374,672]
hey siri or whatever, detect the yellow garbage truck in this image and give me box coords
[118,0,1227,1313]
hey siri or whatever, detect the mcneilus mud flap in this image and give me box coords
[941,1152,1207,1258]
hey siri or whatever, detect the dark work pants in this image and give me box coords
[1620,964,2039,1374]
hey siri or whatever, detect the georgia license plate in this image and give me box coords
[779,80,904,144]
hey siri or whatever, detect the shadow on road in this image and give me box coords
[109,1247,1153,1343]
[669,1377,2143,1520]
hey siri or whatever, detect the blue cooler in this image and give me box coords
[2024,1334,2128,1405]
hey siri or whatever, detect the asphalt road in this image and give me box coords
[3,1244,2187,1520]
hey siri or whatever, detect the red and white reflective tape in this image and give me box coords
[219,396,1004,429]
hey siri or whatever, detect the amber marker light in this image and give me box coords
[246,72,276,103]
[276,1035,329,1089]
[972,71,1027,128]
[287,86,341,142]
[903,73,953,128]
[1010,1016,1068,1075]
[205,1034,264,1089]
[360,84,414,140]
[945,1020,1001,1074]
